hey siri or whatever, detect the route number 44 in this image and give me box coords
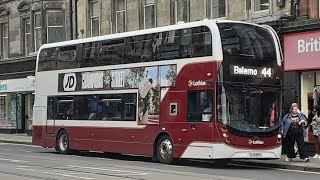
[261,68,272,78]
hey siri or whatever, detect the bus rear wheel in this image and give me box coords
[56,130,70,154]
[156,135,174,164]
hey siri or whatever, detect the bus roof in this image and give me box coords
[37,19,261,51]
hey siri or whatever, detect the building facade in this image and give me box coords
[0,0,72,134]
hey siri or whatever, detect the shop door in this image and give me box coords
[16,94,25,132]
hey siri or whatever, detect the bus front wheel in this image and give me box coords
[156,134,174,164]
[56,130,70,154]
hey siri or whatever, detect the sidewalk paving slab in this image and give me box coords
[231,155,320,173]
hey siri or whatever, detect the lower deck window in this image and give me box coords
[47,93,137,121]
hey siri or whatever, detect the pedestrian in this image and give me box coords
[290,103,307,157]
[311,105,320,159]
[282,105,310,162]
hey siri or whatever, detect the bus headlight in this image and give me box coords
[277,134,282,139]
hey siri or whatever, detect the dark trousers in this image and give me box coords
[286,127,308,159]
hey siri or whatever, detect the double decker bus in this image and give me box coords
[33,20,283,164]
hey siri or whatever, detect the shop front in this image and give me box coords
[284,30,320,142]
[0,77,35,134]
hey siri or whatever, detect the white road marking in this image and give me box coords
[0,158,29,163]
[230,163,320,175]
[119,165,252,180]
[16,167,94,180]
[67,165,148,175]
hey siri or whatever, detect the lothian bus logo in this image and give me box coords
[248,139,264,145]
[188,80,206,87]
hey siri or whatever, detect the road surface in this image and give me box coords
[0,142,318,180]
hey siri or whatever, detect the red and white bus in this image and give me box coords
[33,20,283,164]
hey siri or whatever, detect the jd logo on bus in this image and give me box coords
[63,73,77,91]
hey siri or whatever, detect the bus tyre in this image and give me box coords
[56,130,70,154]
[156,135,174,164]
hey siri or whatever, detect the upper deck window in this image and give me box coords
[38,26,212,72]
[218,23,276,62]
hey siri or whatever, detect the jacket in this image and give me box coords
[281,113,307,138]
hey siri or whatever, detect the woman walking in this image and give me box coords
[282,105,309,162]
[311,105,320,159]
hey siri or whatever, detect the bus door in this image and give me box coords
[183,90,214,158]
[46,97,55,134]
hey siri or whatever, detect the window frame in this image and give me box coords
[115,0,126,33]
[186,90,214,122]
[38,26,213,72]
[46,10,65,44]
[175,0,190,23]
[252,0,269,13]
[47,93,137,121]
[22,17,31,56]
[0,96,5,113]
[210,0,226,19]
[89,0,100,37]
[1,22,9,59]
[34,11,42,51]
[144,0,156,29]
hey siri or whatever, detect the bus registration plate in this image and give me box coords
[248,153,262,157]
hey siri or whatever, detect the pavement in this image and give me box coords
[1,133,320,174]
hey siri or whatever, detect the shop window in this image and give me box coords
[187,90,213,122]
[0,96,5,119]
[0,94,17,129]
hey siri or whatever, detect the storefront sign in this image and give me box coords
[0,77,35,93]
[284,30,320,71]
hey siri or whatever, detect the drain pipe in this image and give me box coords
[69,0,73,40]
[75,0,79,39]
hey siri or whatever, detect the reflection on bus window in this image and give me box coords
[38,26,212,72]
